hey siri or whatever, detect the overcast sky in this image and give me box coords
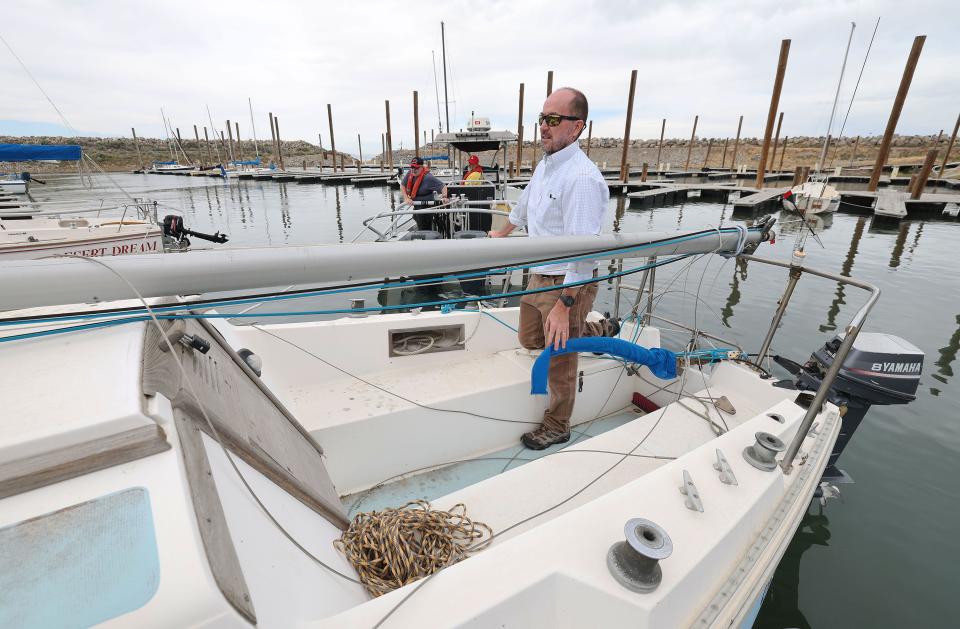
[1,0,957,157]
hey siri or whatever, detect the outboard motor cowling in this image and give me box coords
[794,332,923,482]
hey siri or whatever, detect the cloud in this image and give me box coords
[0,0,956,157]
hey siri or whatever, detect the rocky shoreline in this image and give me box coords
[0,133,952,173]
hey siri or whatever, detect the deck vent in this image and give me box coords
[743,431,786,471]
[606,518,673,593]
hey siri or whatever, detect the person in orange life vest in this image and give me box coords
[402,157,448,231]
[462,154,484,184]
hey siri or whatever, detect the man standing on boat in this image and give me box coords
[402,157,448,231]
[489,87,614,450]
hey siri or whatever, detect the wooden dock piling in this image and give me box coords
[327,104,337,173]
[131,128,143,170]
[911,149,938,199]
[225,120,235,163]
[771,112,784,171]
[656,119,666,170]
[516,83,525,177]
[702,138,713,169]
[849,135,860,167]
[235,122,244,162]
[684,115,698,171]
[641,162,648,182]
[939,112,959,174]
[585,121,592,158]
[268,112,278,166]
[357,134,363,173]
[779,136,788,171]
[792,166,803,186]
[755,39,791,188]
[619,69,638,183]
[869,35,926,191]
[720,137,729,169]
[385,100,394,173]
[533,124,539,167]
[203,127,212,166]
[731,115,743,171]
[413,91,420,158]
[273,116,285,170]
[546,70,554,96]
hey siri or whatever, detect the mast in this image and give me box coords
[205,105,223,165]
[160,108,174,161]
[432,50,443,133]
[248,97,260,160]
[441,22,450,134]
[817,22,856,173]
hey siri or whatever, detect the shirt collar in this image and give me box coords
[544,140,580,167]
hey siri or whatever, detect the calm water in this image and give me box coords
[28,173,959,627]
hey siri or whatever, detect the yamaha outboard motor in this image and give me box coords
[786,332,923,483]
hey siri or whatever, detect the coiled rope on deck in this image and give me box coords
[334,500,493,597]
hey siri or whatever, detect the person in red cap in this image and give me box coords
[402,157,447,230]
[462,154,484,183]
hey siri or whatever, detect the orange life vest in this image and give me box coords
[405,167,427,198]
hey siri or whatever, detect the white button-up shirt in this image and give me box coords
[508,140,609,283]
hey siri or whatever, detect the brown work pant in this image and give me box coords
[519,273,604,433]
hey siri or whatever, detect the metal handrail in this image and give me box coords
[354,202,516,242]
[739,255,880,473]
[611,252,880,473]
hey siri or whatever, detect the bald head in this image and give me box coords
[553,87,588,121]
[540,87,589,154]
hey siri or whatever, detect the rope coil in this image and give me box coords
[335,500,492,597]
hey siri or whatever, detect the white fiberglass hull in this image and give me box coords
[0,218,164,260]
[0,304,840,628]
[791,182,840,215]
[0,180,27,194]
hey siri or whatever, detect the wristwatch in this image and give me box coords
[558,294,575,308]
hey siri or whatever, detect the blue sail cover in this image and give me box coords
[531,338,677,395]
[0,144,82,162]
[229,158,261,166]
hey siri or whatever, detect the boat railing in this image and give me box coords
[613,253,880,474]
[353,199,516,242]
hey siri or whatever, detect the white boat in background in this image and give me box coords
[0,199,228,260]
[148,160,197,173]
[0,142,84,194]
[0,214,164,259]
[0,175,27,194]
[789,180,841,214]
[0,220,924,627]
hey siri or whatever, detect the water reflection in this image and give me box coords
[930,314,960,395]
[334,187,344,243]
[756,508,832,629]
[820,216,865,333]
[612,196,627,233]
[888,221,910,269]
[721,257,749,327]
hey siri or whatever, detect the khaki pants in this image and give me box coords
[518,273,604,433]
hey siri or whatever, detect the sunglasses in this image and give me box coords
[538,113,583,127]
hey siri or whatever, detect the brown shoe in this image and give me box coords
[521,426,571,450]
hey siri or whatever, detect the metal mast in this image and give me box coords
[248,97,260,160]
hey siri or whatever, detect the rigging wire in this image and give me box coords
[830,16,881,171]
[0,31,205,220]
